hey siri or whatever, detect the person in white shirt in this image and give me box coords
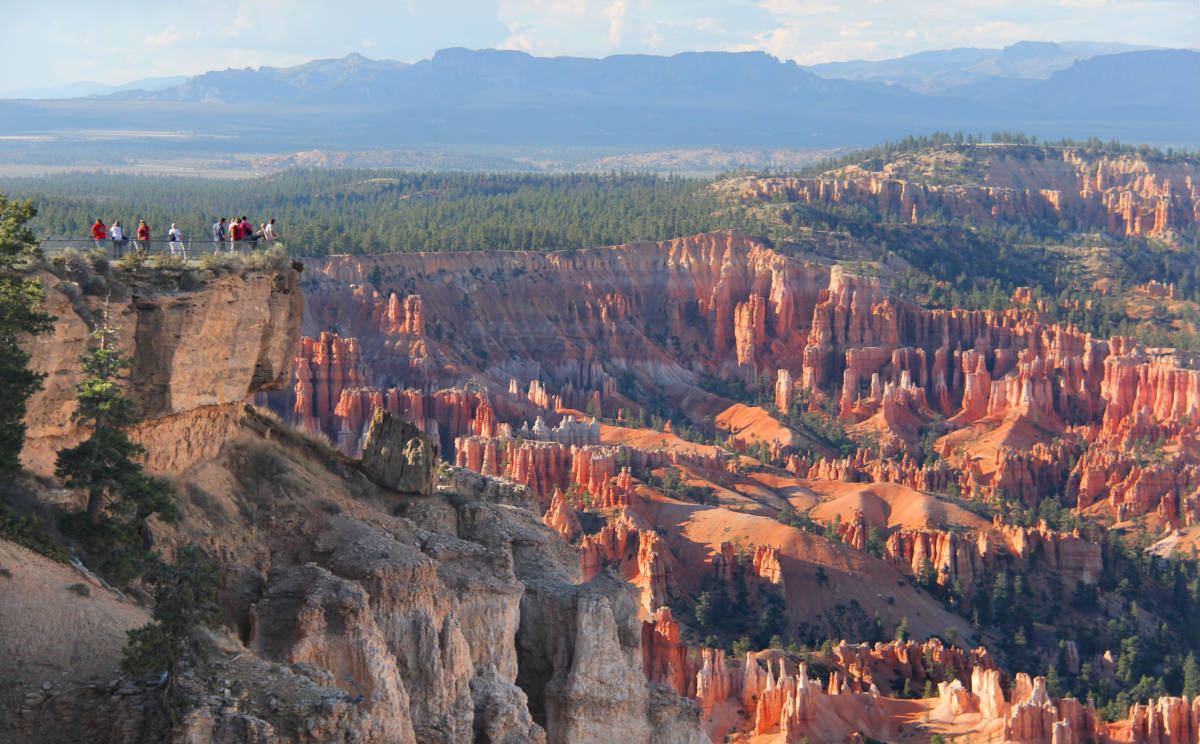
[264,218,276,241]
[110,220,126,258]
[168,223,185,258]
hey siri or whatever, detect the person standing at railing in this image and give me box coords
[110,220,126,258]
[243,217,261,246]
[264,218,277,241]
[236,216,254,251]
[92,219,106,250]
[168,223,185,258]
[136,219,151,258]
[212,217,226,253]
[229,216,242,252]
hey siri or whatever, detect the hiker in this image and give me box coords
[136,219,151,257]
[110,220,126,258]
[263,218,276,241]
[212,217,227,252]
[92,218,106,250]
[167,223,185,258]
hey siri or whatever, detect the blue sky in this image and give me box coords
[2,0,1197,94]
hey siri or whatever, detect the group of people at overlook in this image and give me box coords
[89,216,278,258]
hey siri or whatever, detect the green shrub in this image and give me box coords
[0,504,69,562]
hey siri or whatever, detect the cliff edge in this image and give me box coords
[19,258,303,476]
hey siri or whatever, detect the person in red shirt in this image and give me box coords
[230,219,242,243]
[92,218,106,249]
[241,216,258,245]
[136,219,151,257]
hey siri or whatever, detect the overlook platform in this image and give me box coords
[39,237,281,261]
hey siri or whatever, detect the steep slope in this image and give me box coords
[6,257,709,744]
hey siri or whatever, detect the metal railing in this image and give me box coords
[39,237,281,261]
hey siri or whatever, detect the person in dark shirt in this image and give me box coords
[212,217,227,253]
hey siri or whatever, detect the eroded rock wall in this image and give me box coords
[20,264,303,475]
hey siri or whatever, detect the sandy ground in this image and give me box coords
[600,423,726,458]
[804,480,991,532]
[0,540,149,716]
[715,404,796,449]
[636,490,977,643]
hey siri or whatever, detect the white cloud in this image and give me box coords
[757,0,839,15]
[744,0,1200,63]
[498,24,538,53]
[145,27,183,48]
[605,0,628,45]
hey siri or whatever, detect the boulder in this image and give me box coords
[360,408,437,495]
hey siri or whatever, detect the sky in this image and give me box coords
[1,0,1197,95]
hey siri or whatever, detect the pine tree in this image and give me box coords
[917,557,937,590]
[1183,652,1200,699]
[56,308,176,581]
[1046,664,1062,697]
[866,526,886,558]
[122,545,222,733]
[0,192,53,477]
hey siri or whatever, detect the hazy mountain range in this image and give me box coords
[6,75,188,100]
[806,40,1158,94]
[0,42,1195,162]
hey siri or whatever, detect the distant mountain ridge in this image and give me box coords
[805,41,1158,93]
[4,74,187,100]
[941,49,1200,112]
[126,48,920,107]
[123,52,410,104]
[0,45,1195,152]
[18,40,1157,103]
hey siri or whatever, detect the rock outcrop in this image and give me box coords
[360,409,438,495]
[20,262,303,474]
